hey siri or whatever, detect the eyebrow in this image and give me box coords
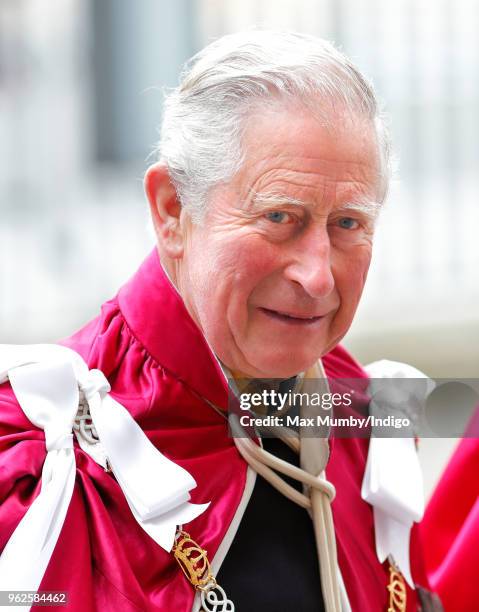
[250,190,306,208]
[338,200,382,221]
[250,190,382,221]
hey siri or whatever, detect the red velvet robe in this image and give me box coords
[0,249,430,611]
[421,436,479,612]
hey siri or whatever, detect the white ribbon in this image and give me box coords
[0,344,209,595]
[361,359,435,587]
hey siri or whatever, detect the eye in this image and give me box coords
[265,211,293,224]
[337,217,360,230]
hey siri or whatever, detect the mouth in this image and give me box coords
[258,307,326,325]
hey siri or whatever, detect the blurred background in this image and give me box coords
[1,0,478,495]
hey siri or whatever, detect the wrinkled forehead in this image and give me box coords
[234,104,384,199]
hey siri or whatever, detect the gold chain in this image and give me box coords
[387,563,407,612]
[172,531,216,592]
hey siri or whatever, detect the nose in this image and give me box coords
[283,227,335,299]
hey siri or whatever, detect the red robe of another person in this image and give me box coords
[0,249,431,610]
[421,435,479,612]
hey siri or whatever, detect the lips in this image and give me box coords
[259,307,325,324]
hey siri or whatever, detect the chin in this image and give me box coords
[252,350,319,379]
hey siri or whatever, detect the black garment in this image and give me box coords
[217,436,325,612]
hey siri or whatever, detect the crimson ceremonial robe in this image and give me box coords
[421,436,479,611]
[0,249,430,611]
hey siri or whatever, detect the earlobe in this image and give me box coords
[144,162,184,258]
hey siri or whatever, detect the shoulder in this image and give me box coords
[59,297,128,371]
[0,295,142,432]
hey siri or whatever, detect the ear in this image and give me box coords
[144,162,185,258]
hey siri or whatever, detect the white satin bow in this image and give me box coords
[361,359,435,587]
[0,344,209,595]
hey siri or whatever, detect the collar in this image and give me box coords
[118,249,229,409]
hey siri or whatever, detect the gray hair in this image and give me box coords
[156,30,390,223]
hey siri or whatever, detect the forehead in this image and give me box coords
[231,105,382,205]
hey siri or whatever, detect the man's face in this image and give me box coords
[176,105,383,378]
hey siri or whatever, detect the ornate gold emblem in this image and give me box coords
[173,531,236,611]
[387,563,407,612]
[172,531,214,590]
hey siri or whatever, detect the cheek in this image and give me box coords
[226,242,279,321]
[189,236,273,324]
[334,248,372,307]
[216,235,278,288]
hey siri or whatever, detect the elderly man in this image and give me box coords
[0,31,440,611]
